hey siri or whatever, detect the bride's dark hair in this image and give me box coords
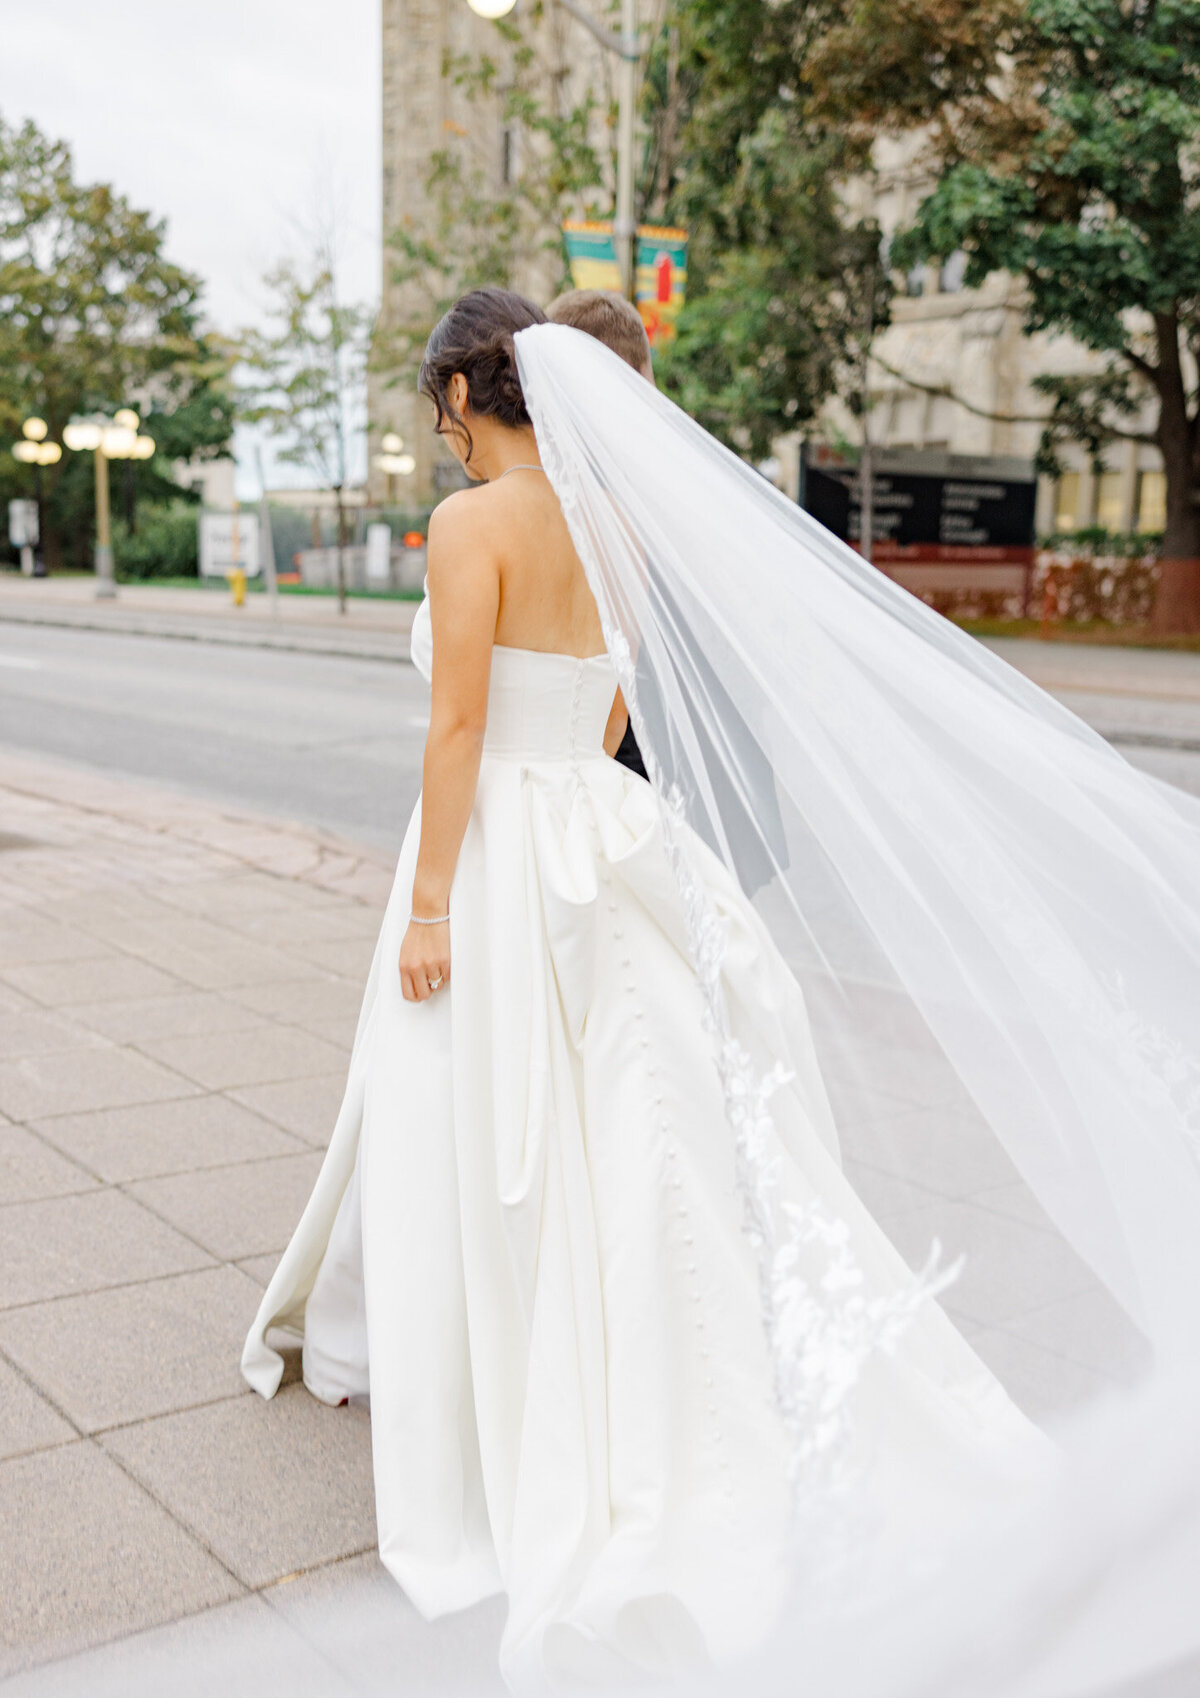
[418,287,546,464]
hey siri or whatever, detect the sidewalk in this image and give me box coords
[0,749,502,1691]
[0,576,418,664]
[3,750,1198,1696]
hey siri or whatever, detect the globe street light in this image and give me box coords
[62,411,156,599]
[10,418,63,575]
[465,0,640,294]
[375,434,415,501]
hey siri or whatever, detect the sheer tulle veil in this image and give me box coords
[515,322,1200,1697]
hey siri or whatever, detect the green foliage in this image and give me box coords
[1029,368,1152,476]
[655,0,891,454]
[113,502,200,581]
[0,110,233,570]
[876,2,1200,566]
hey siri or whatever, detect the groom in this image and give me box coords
[546,289,652,781]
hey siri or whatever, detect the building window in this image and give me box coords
[939,250,967,293]
[1054,472,1081,532]
[1096,470,1125,532]
[501,124,517,186]
[905,263,926,298]
[1136,470,1167,533]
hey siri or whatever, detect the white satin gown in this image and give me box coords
[242,596,1041,1691]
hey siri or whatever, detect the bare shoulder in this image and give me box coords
[426,487,490,553]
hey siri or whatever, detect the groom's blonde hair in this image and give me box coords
[546,289,654,381]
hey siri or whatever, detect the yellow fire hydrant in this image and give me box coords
[227,566,247,607]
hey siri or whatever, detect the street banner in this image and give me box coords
[561,222,688,349]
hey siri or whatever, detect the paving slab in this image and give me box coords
[232,903,385,947]
[0,982,37,1015]
[0,1593,357,1698]
[133,1022,348,1092]
[879,1196,1098,1331]
[0,1440,242,1676]
[229,1072,348,1147]
[106,932,307,993]
[30,1093,307,1184]
[0,1264,264,1433]
[263,1551,508,1696]
[856,1103,1024,1198]
[998,1286,1153,1384]
[62,989,272,1046]
[0,921,114,969]
[0,1189,214,1309]
[1,953,186,1009]
[0,1354,76,1462]
[0,1042,197,1122]
[290,934,380,980]
[0,1125,99,1203]
[100,1384,377,1590]
[0,1009,108,1062]
[841,1157,944,1223]
[235,1253,283,1287]
[151,870,343,916]
[126,1150,325,1260]
[967,1325,1114,1422]
[968,1177,1058,1231]
[228,974,363,1028]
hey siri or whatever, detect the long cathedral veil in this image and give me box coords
[515,322,1200,1696]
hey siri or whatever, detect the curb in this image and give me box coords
[0,602,413,665]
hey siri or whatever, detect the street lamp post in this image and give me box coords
[63,412,155,599]
[375,433,416,505]
[465,0,641,298]
[11,418,62,576]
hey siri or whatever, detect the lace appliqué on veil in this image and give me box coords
[607,634,961,1516]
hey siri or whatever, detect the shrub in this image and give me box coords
[113,503,200,580]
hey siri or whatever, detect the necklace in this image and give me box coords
[493,463,545,481]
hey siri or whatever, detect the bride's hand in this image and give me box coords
[399,919,450,1002]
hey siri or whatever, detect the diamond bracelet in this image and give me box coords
[409,912,450,925]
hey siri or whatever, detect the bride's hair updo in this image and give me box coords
[418,287,546,464]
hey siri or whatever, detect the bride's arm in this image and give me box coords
[399,495,499,1002]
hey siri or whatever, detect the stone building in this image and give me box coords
[818,139,1167,539]
[372,0,613,508]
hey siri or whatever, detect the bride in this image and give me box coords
[244,289,1200,1696]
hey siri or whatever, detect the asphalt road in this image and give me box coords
[2,624,1200,855]
[0,623,431,853]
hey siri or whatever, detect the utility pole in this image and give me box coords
[614,0,638,299]
[858,265,876,566]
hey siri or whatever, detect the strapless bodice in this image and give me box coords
[410,594,615,763]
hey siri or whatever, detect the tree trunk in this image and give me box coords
[1148,313,1200,634]
[334,485,348,616]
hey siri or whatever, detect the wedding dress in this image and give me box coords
[245,324,1200,1698]
[243,592,1046,1691]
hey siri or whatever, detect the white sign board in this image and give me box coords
[365,523,392,584]
[199,511,261,579]
[8,500,38,548]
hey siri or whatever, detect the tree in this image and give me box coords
[0,112,233,570]
[808,0,1200,631]
[239,244,372,614]
[651,0,892,457]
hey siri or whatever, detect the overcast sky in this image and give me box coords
[0,1,381,493]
